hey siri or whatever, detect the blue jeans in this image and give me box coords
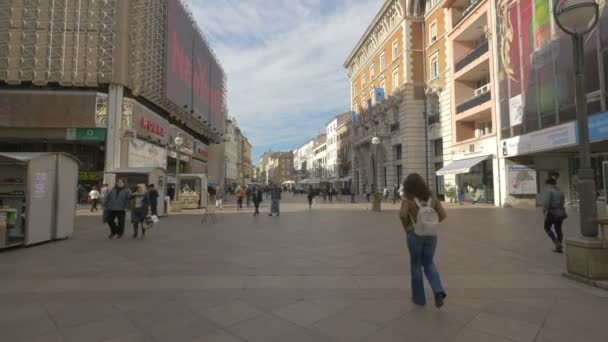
[406,232,445,305]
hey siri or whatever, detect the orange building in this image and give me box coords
[344,0,431,194]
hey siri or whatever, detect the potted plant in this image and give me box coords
[444,185,456,203]
[372,191,383,212]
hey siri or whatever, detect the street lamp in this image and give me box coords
[554,0,600,237]
[174,135,184,198]
[371,135,380,194]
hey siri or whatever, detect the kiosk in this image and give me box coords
[176,174,208,209]
[0,153,78,249]
[107,167,167,216]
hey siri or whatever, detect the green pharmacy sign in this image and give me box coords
[66,128,106,141]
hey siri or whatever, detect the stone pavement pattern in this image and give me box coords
[1,197,608,341]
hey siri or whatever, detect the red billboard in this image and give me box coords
[166,0,225,133]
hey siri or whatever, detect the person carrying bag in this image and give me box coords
[399,173,447,308]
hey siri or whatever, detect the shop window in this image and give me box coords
[556,37,576,124]
[584,31,600,96]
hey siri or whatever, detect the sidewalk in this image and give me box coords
[2,198,607,341]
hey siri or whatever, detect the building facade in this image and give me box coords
[434,0,501,205]
[344,0,431,195]
[423,0,453,198]
[495,0,608,207]
[0,0,225,188]
[326,117,339,179]
[312,135,328,180]
[224,117,252,186]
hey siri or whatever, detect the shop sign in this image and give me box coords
[79,171,100,181]
[121,129,137,140]
[132,102,170,145]
[66,128,106,141]
[168,150,191,162]
[502,121,576,157]
[128,139,168,169]
[507,165,537,195]
[194,141,209,161]
[588,111,608,142]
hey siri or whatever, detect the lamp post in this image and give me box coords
[554,0,600,238]
[174,135,184,199]
[371,135,380,195]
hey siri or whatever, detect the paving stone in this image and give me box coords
[227,314,302,342]
[201,300,263,327]
[272,300,332,326]
[469,312,540,342]
[309,311,381,341]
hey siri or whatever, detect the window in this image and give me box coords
[354,84,358,95]
[392,40,398,61]
[370,89,374,103]
[380,79,386,94]
[394,144,402,160]
[434,139,443,157]
[429,21,438,44]
[380,52,386,69]
[362,75,366,90]
[392,68,399,92]
[370,64,375,79]
[430,52,439,79]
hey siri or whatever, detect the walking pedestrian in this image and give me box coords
[269,184,281,216]
[77,183,86,204]
[253,186,263,216]
[457,186,465,205]
[237,186,245,210]
[399,173,447,308]
[104,178,131,239]
[148,184,159,216]
[307,188,315,209]
[383,186,389,201]
[100,184,108,207]
[543,178,567,253]
[246,186,252,207]
[216,186,225,210]
[167,184,176,201]
[89,186,101,212]
[322,189,327,203]
[130,184,149,239]
[392,184,399,204]
[328,187,334,203]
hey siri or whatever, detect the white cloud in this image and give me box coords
[186,0,383,158]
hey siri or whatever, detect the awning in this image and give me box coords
[436,155,490,176]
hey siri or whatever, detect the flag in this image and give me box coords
[374,88,385,103]
[350,110,358,126]
[367,98,373,120]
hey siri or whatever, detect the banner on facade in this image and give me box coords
[507,165,537,195]
[509,94,523,126]
[128,139,167,169]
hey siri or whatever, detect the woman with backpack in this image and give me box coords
[399,173,447,308]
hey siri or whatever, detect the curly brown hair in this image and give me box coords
[402,173,431,201]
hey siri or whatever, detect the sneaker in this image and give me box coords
[553,242,563,253]
[434,293,446,308]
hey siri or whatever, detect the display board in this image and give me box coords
[507,165,537,195]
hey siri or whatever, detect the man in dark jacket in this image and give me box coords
[148,184,159,216]
[104,178,131,239]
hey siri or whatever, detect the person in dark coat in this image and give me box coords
[167,184,176,201]
[130,184,150,239]
[307,188,315,209]
[148,184,159,216]
[104,178,131,239]
[252,186,263,216]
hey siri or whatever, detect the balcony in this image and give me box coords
[454,40,488,72]
[452,0,483,27]
[456,89,491,114]
[428,114,440,125]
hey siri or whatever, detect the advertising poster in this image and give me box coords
[508,165,537,195]
[128,139,167,169]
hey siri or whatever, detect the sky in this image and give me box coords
[187,0,384,163]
